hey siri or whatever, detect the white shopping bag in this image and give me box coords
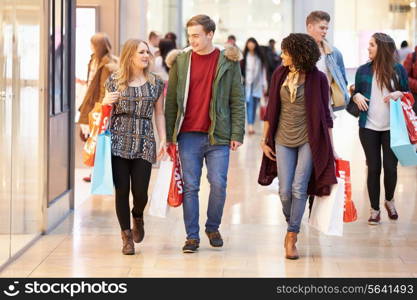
[148,156,173,218]
[308,177,345,236]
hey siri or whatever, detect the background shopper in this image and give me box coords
[78,32,118,182]
[241,37,267,134]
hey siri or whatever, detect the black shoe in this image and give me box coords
[205,231,223,247]
[182,239,200,253]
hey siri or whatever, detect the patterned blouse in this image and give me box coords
[105,73,164,163]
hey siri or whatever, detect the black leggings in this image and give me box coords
[112,155,152,230]
[359,128,398,210]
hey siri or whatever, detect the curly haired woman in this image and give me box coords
[258,33,337,260]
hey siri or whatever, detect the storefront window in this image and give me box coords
[147,0,181,46]
[334,0,417,69]
[182,0,293,48]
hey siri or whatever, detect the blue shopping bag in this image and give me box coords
[390,99,417,166]
[91,130,114,195]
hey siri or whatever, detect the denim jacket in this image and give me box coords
[323,41,350,111]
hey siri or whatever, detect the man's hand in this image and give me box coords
[230,141,242,151]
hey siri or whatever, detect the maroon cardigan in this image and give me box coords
[258,66,337,196]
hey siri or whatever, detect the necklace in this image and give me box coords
[129,77,146,87]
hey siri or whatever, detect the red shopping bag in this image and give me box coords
[400,93,417,144]
[82,103,112,166]
[259,96,267,121]
[335,159,357,223]
[167,144,183,207]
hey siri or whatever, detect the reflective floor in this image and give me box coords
[1,112,417,277]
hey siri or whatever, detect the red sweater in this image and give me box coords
[403,48,417,93]
[180,49,220,133]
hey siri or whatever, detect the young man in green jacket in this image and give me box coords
[165,14,245,253]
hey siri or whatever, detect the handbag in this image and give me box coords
[346,97,369,118]
[330,79,346,110]
[390,98,417,166]
[91,130,114,195]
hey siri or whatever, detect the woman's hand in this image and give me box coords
[383,91,403,103]
[353,93,369,111]
[157,140,167,161]
[102,91,120,105]
[260,140,276,161]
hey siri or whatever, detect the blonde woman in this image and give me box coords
[78,32,118,182]
[102,39,166,255]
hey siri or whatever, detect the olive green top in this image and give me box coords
[275,84,308,147]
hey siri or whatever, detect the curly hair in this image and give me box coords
[281,33,320,72]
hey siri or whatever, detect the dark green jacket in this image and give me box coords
[352,61,409,127]
[165,46,245,145]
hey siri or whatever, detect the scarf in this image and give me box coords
[282,67,300,103]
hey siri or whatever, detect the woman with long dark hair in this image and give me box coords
[164,32,177,49]
[153,38,176,82]
[241,37,267,134]
[258,33,337,260]
[351,33,409,225]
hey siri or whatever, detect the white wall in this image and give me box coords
[119,0,147,46]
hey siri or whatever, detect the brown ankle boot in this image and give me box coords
[121,229,135,255]
[132,216,144,243]
[285,232,299,260]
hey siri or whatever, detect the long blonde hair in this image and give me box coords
[91,32,112,60]
[115,39,154,92]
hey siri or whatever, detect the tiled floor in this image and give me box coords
[1,112,417,277]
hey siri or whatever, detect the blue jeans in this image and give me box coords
[178,132,230,241]
[246,95,260,125]
[276,143,313,233]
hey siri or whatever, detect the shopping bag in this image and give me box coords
[82,103,112,167]
[335,159,357,223]
[148,156,172,218]
[390,99,417,166]
[259,96,267,121]
[91,130,114,195]
[167,144,183,207]
[400,93,417,144]
[309,177,345,236]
